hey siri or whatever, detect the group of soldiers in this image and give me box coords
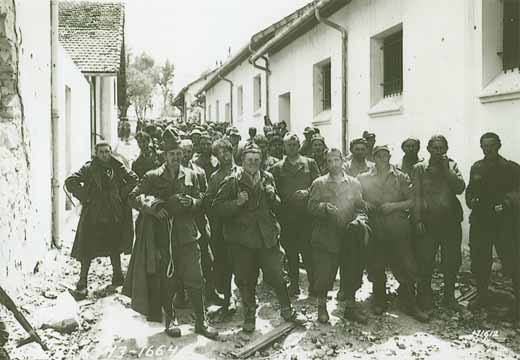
[63,119,520,340]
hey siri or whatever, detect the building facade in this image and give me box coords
[0,0,92,286]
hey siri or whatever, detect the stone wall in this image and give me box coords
[0,0,53,289]
[0,0,32,285]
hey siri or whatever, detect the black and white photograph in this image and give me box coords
[1,0,520,359]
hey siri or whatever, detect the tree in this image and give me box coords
[126,52,159,122]
[157,59,175,116]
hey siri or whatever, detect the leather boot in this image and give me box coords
[288,272,300,296]
[416,280,433,313]
[442,280,463,312]
[372,280,387,315]
[468,282,490,311]
[343,296,367,325]
[276,285,305,325]
[188,288,219,340]
[164,310,181,338]
[317,297,329,324]
[110,254,124,286]
[240,287,256,333]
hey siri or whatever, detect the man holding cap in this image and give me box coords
[358,145,428,322]
[308,148,370,324]
[123,128,218,339]
[270,133,321,296]
[213,143,305,332]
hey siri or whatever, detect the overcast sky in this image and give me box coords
[125,0,310,93]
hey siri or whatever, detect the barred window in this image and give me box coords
[382,30,403,97]
[503,0,520,71]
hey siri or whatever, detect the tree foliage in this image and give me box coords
[126,52,174,121]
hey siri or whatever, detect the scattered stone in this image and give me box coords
[396,342,406,350]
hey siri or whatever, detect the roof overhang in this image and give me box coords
[250,0,350,62]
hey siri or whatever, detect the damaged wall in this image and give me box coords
[0,0,52,288]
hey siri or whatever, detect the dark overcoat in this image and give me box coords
[65,156,138,260]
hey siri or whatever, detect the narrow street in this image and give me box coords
[2,209,520,360]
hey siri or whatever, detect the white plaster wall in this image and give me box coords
[205,60,267,139]
[59,44,91,179]
[268,0,520,177]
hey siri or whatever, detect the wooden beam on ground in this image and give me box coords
[233,322,297,359]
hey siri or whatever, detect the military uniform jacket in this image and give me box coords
[466,156,520,223]
[270,155,320,218]
[412,158,466,224]
[129,163,203,249]
[308,172,367,254]
[212,168,281,249]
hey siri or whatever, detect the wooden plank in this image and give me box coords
[233,322,297,359]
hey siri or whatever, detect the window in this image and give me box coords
[382,30,403,97]
[253,75,262,111]
[237,85,244,119]
[503,0,520,71]
[313,58,332,116]
[216,100,220,122]
[278,92,291,129]
[225,102,231,122]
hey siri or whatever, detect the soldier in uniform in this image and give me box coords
[299,127,315,157]
[363,131,377,163]
[212,144,304,332]
[308,148,370,324]
[344,138,374,177]
[358,145,428,322]
[132,131,163,179]
[270,133,321,296]
[205,139,240,317]
[123,129,218,339]
[269,134,284,160]
[193,132,219,179]
[465,132,520,323]
[180,139,225,306]
[253,134,279,171]
[400,138,422,177]
[65,142,138,296]
[412,135,466,313]
[311,134,328,175]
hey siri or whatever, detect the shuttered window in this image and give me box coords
[383,30,403,97]
[322,62,331,110]
[503,0,520,71]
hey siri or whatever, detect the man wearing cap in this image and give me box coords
[362,131,377,162]
[213,143,305,332]
[400,138,423,177]
[270,133,321,296]
[190,129,203,153]
[193,132,219,179]
[412,135,466,313]
[253,134,279,171]
[180,139,225,306]
[206,139,241,318]
[311,134,328,175]
[123,129,218,339]
[465,133,520,324]
[299,127,315,157]
[358,145,428,322]
[133,131,163,179]
[308,148,370,324]
[227,127,243,166]
[344,138,374,178]
[65,141,138,297]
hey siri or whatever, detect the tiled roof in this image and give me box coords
[58,1,124,73]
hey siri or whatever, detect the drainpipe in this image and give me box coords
[248,44,271,124]
[218,74,234,124]
[315,8,348,154]
[50,0,62,249]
